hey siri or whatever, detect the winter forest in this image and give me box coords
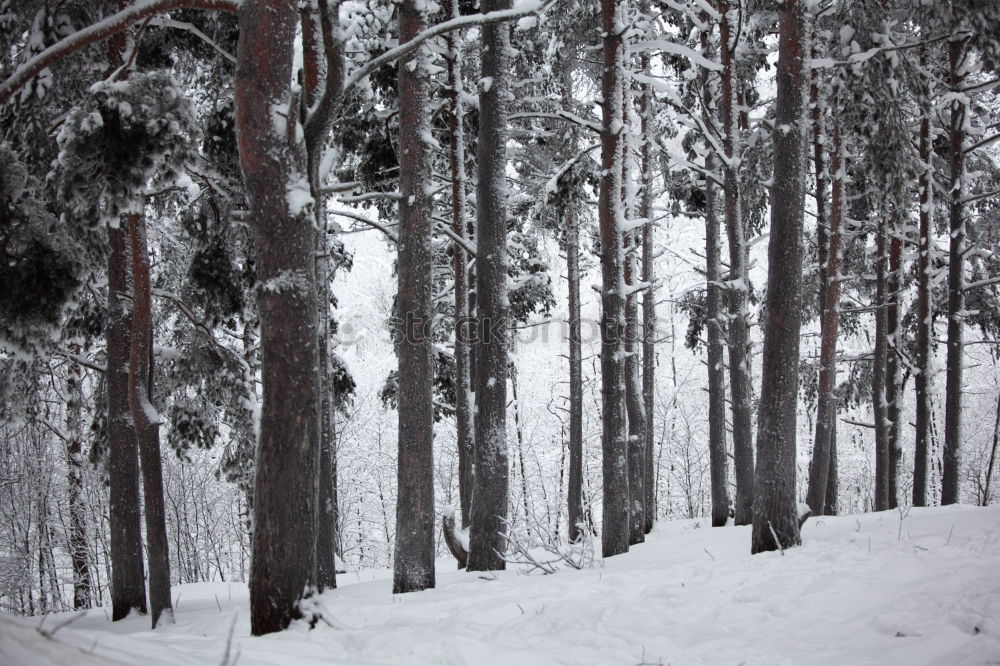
[1,0,999,663]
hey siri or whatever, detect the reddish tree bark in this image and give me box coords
[236,0,321,635]
[104,7,147,621]
[598,0,630,559]
[393,0,436,593]
[127,212,174,628]
[752,0,805,554]
[468,0,512,572]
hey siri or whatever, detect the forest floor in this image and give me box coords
[3,504,1000,665]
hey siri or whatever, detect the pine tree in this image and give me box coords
[599,0,630,558]
[393,0,436,593]
[751,0,806,554]
[234,0,322,635]
[468,0,513,572]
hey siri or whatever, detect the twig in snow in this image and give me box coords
[637,646,665,665]
[220,613,239,666]
[215,593,222,612]
[896,505,911,541]
[703,548,716,561]
[946,525,955,547]
[767,521,785,556]
[36,611,88,639]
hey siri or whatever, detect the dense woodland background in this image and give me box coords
[0,0,998,639]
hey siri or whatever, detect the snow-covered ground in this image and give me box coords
[4,505,1000,665]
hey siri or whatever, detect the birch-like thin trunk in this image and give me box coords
[983,393,999,505]
[566,211,585,542]
[873,207,890,512]
[705,150,731,528]
[886,212,902,509]
[639,50,657,534]
[942,35,968,506]
[720,0,754,527]
[806,123,844,516]
[446,0,474,529]
[625,224,646,542]
[65,345,92,609]
[301,2,338,594]
[913,103,933,507]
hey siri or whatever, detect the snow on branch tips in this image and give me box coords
[337,0,558,101]
[0,0,239,106]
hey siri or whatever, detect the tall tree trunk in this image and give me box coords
[236,0,321,635]
[107,223,147,621]
[639,51,657,534]
[720,0,754,527]
[393,0,436,593]
[511,368,532,533]
[621,73,646,545]
[317,333,337,592]
[599,0,630,559]
[105,1,147,623]
[126,212,173,628]
[447,0,474,529]
[886,212,902,509]
[566,211,585,543]
[942,35,968,506]
[806,123,844,516]
[826,414,838,514]
[873,207,890,512]
[625,225,646,542]
[752,0,805,554]
[705,151,731,528]
[913,107,933,507]
[65,346,92,610]
[983,392,1000,505]
[301,1,338,595]
[468,0,511,572]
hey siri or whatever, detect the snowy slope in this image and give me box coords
[3,505,999,665]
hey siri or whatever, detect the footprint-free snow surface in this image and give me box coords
[4,504,1000,665]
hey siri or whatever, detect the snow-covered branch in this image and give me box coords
[509,111,602,134]
[329,207,399,242]
[631,39,722,72]
[0,0,238,105]
[338,0,555,101]
[147,17,237,63]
